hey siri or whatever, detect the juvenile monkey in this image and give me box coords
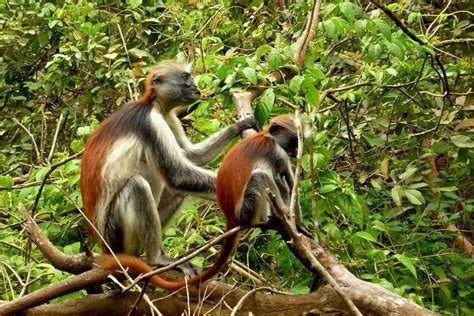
[81,61,258,276]
[97,114,311,290]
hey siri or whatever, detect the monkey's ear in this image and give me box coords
[269,123,284,136]
[184,62,193,73]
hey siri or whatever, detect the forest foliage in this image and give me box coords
[0,0,472,314]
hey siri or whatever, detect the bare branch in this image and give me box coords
[370,0,426,45]
[18,203,92,274]
[294,0,324,67]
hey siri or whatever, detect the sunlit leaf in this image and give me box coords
[405,189,425,205]
[451,135,474,148]
[394,254,417,278]
[391,186,403,206]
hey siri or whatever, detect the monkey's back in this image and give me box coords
[216,133,276,225]
[80,102,156,236]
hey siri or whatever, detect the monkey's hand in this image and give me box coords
[237,116,261,132]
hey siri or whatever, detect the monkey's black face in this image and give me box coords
[153,71,201,106]
[285,136,298,158]
[178,72,201,103]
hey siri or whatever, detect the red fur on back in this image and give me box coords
[80,122,113,237]
[216,132,274,226]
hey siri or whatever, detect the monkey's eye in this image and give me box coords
[181,72,190,80]
[153,75,163,84]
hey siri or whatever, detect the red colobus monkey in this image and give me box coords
[96,113,311,291]
[81,61,258,277]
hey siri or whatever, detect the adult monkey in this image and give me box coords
[97,114,312,290]
[81,61,259,276]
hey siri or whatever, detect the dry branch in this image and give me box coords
[17,283,347,316]
[18,203,92,274]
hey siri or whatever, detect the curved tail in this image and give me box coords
[95,228,239,291]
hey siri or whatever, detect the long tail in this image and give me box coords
[95,228,239,291]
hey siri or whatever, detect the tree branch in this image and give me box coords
[370,0,426,45]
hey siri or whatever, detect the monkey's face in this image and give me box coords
[278,133,298,158]
[153,71,201,106]
[270,125,298,158]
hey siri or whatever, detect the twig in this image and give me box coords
[208,248,265,285]
[32,150,83,215]
[370,0,426,45]
[230,287,288,316]
[308,137,323,243]
[117,22,138,99]
[276,97,298,110]
[13,118,41,162]
[289,107,303,228]
[436,38,474,47]
[47,113,64,164]
[426,0,452,40]
[127,279,150,316]
[0,268,110,315]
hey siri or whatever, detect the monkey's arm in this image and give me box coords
[150,113,216,198]
[169,114,259,166]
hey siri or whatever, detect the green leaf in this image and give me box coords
[260,89,275,112]
[399,167,417,181]
[0,175,13,189]
[70,140,84,153]
[386,42,404,60]
[405,189,425,205]
[339,2,355,22]
[362,134,384,147]
[305,86,319,108]
[374,19,391,40]
[289,75,304,94]
[322,20,337,40]
[255,103,270,125]
[165,227,177,237]
[391,186,403,206]
[354,20,367,37]
[128,0,142,9]
[386,68,398,76]
[451,135,474,148]
[242,67,257,85]
[450,265,464,279]
[128,48,150,59]
[354,231,377,243]
[368,43,382,62]
[103,53,118,59]
[268,49,284,70]
[408,183,428,189]
[439,186,458,192]
[371,178,383,189]
[432,141,448,154]
[255,45,272,60]
[394,254,417,278]
[320,184,338,193]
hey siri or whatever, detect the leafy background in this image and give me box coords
[0,0,472,314]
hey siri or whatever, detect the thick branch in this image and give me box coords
[0,269,109,315]
[18,283,346,316]
[18,203,92,274]
[294,0,323,67]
